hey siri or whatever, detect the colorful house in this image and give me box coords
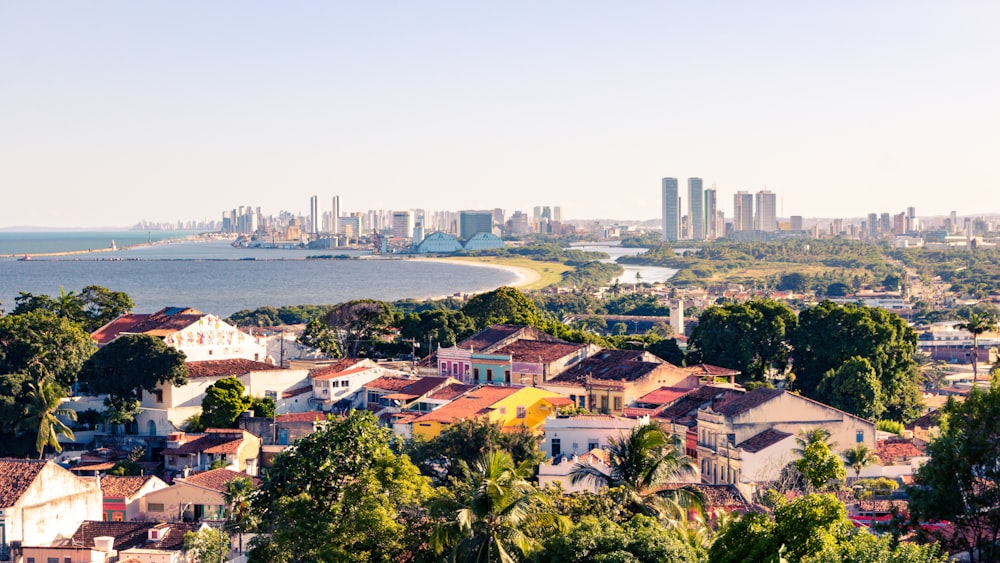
[100,475,168,522]
[409,385,566,440]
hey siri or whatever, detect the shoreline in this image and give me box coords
[409,257,541,291]
[2,233,223,259]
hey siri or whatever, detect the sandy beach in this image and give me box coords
[409,257,541,290]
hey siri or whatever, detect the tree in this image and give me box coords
[323,300,395,358]
[570,423,698,515]
[460,286,543,330]
[539,514,703,562]
[249,396,276,419]
[406,418,543,484]
[18,380,76,458]
[816,356,886,420]
[201,377,252,429]
[432,449,568,562]
[398,309,476,351]
[613,321,629,336]
[777,272,808,292]
[842,443,880,481]
[183,526,230,563]
[0,309,97,389]
[825,282,852,297]
[909,383,1000,561]
[12,285,133,332]
[687,299,797,381]
[791,300,922,421]
[223,476,257,554]
[796,441,846,492]
[646,338,685,366]
[77,334,188,424]
[297,318,342,357]
[249,411,430,562]
[955,310,998,383]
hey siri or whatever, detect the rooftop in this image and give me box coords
[714,388,784,417]
[70,521,201,552]
[180,468,262,491]
[100,475,159,498]
[308,358,373,380]
[493,339,585,363]
[0,458,47,507]
[91,307,206,345]
[187,358,281,378]
[739,428,793,453]
[411,385,521,424]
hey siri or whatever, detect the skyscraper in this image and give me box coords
[331,195,340,236]
[733,191,754,232]
[460,210,494,240]
[686,178,704,240]
[309,195,319,235]
[704,188,717,239]
[754,190,777,232]
[661,178,679,242]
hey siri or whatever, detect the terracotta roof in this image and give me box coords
[71,520,201,551]
[877,439,925,461]
[456,324,529,352]
[275,411,327,423]
[282,385,313,398]
[101,475,158,498]
[655,386,743,424]
[542,396,575,406]
[70,461,117,472]
[91,307,205,345]
[364,376,419,392]
[308,358,373,380]
[383,392,420,401]
[684,363,741,377]
[493,340,585,363]
[739,428,793,453]
[547,349,675,386]
[427,383,476,401]
[637,386,692,406]
[905,409,939,430]
[187,358,281,378]
[180,468,261,491]
[311,365,375,381]
[162,431,250,456]
[0,459,47,507]
[657,483,753,510]
[714,388,783,417]
[411,386,520,424]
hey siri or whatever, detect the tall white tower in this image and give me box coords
[661,178,679,242]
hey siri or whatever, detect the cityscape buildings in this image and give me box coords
[754,190,777,232]
[733,191,754,233]
[688,178,704,240]
[661,178,679,242]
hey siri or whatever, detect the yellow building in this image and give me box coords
[410,385,567,441]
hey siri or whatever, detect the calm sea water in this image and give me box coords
[0,234,519,316]
[0,231,201,256]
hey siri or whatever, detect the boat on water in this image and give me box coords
[17,254,30,261]
[111,240,117,251]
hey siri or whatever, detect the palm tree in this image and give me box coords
[19,380,76,459]
[956,311,998,383]
[432,450,566,562]
[842,443,880,482]
[792,427,837,457]
[570,422,699,515]
[223,476,257,556]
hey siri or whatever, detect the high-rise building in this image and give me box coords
[733,191,754,232]
[391,211,414,240]
[867,213,879,239]
[754,190,777,232]
[460,210,494,240]
[790,216,803,231]
[688,178,704,240]
[661,178,680,242]
[309,196,319,235]
[331,195,340,236]
[552,206,562,223]
[704,188,717,239]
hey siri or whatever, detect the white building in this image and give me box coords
[540,414,646,459]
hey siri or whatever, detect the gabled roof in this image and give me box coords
[310,365,376,381]
[162,431,251,456]
[363,376,451,399]
[905,409,939,430]
[101,475,160,498]
[70,520,201,551]
[0,459,47,507]
[637,386,692,406]
[714,388,784,417]
[187,358,281,379]
[455,324,560,353]
[308,358,373,380]
[547,349,670,386]
[684,363,741,377]
[739,428,793,453]
[180,468,262,491]
[655,386,743,425]
[411,386,520,424]
[364,376,420,392]
[877,439,925,461]
[427,383,476,401]
[493,340,586,363]
[91,307,206,345]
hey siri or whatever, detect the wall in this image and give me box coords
[163,315,267,362]
[8,464,102,550]
[142,482,226,523]
[541,415,643,459]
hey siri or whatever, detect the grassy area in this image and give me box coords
[699,263,837,284]
[443,256,571,290]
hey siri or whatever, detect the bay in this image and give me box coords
[0,237,519,317]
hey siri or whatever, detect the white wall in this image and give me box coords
[541,415,645,459]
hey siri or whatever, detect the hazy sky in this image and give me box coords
[2,2,998,228]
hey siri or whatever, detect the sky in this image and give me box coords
[2,1,998,228]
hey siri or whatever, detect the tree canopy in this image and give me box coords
[460,286,543,330]
[200,377,252,429]
[0,309,97,389]
[687,299,797,381]
[12,285,133,332]
[323,300,396,358]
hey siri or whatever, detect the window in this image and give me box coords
[148,503,165,512]
[367,391,381,404]
[613,397,622,411]
[155,389,163,403]
[473,368,480,381]
[498,407,507,416]
[504,370,511,384]
[856,430,864,443]
[486,369,493,382]
[588,441,598,450]
[48,558,59,563]
[600,396,609,413]
[578,395,586,408]
[516,406,526,419]
[551,438,561,457]
[265,390,277,401]
[340,380,349,387]
[26,559,34,563]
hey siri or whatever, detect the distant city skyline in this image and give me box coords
[2,3,998,228]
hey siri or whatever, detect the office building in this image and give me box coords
[661,178,680,242]
[733,191,754,232]
[460,210,494,240]
[309,196,319,235]
[754,190,777,232]
[704,188,717,239]
[553,206,562,223]
[391,211,414,240]
[688,178,704,240]
[790,216,803,231]
[331,195,340,236]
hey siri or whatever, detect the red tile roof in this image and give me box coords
[101,475,158,498]
[308,358,373,380]
[275,411,328,423]
[547,349,674,386]
[542,396,575,406]
[310,365,375,381]
[411,386,520,424]
[71,520,202,551]
[455,324,561,353]
[0,459,47,507]
[738,428,793,453]
[364,376,420,392]
[637,386,692,406]
[180,468,262,491]
[162,431,252,456]
[715,388,783,417]
[493,340,585,363]
[91,307,205,344]
[186,358,281,378]
[427,383,475,401]
[684,363,741,377]
[877,440,925,461]
[282,385,313,398]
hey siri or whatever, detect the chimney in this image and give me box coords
[93,536,115,553]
